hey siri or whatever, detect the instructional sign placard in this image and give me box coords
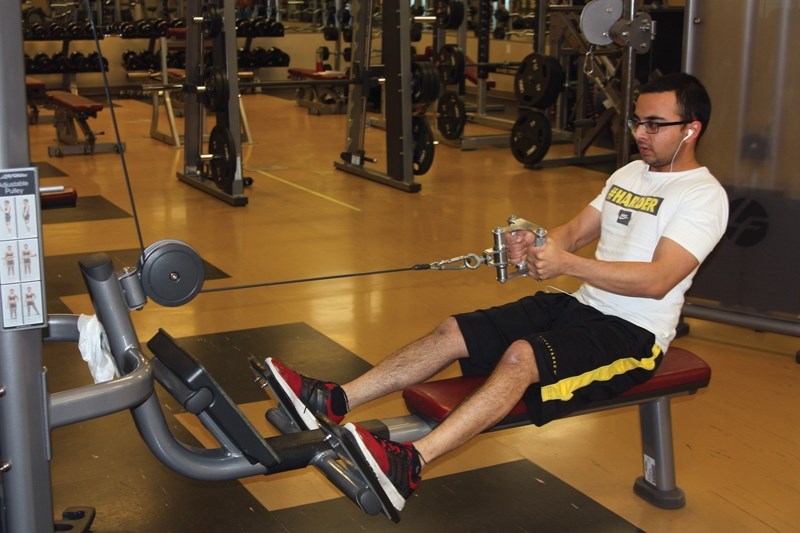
[0,167,46,329]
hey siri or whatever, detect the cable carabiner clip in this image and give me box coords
[429,253,484,271]
[583,45,595,76]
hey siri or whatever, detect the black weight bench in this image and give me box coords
[403,346,710,509]
[287,67,348,115]
[46,90,125,157]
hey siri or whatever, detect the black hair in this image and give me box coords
[639,73,712,138]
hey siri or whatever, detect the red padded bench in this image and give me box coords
[288,67,349,81]
[403,346,710,510]
[287,68,349,115]
[40,186,78,209]
[46,91,123,157]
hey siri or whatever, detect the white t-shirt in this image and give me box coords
[574,160,729,351]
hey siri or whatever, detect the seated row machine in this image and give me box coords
[4,219,711,528]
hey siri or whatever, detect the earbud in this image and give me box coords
[684,129,694,141]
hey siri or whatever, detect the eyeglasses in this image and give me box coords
[627,119,690,134]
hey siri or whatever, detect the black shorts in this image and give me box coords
[454,292,662,426]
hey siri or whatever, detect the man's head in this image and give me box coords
[631,73,711,172]
[638,73,711,140]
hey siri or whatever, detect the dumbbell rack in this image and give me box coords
[24,27,108,95]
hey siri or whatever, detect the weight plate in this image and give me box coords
[514,53,564,109]
[435,0,465,30]
[203,4,224,39]
[204,66,229,112]
[207,125,237,192]
[412,116,435,175]
[138,240,205,307]
[436,44,466,85]
[510,110,552,166]
[437,92,466,140]
[411,61,439,106]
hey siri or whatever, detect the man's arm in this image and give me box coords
[547,205,602,253]
[530,235,699,299]
[507,205,601,260]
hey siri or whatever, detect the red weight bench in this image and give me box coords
[40,186,78,209]
[46,91,125,157]
[287,68,349,115]
[403,346,710,510]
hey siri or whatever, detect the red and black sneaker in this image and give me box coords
[341,423,422,512]
[264,357,347,430]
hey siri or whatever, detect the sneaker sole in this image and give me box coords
[315,417,402,522]
[264,358,320,431]
[342,423,407,513]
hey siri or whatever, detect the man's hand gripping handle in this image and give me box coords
[484,215,547,283]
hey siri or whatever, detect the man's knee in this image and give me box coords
[500,340,540,382]
[436,316,460,336]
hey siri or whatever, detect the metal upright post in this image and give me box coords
[182,0,203,180]
[340,0,371,157]
[382,0,415,185]
[0,4,53,532]
[618,0,637,168]
[217,0,245,198]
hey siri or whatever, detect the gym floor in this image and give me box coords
[29,90,799,532]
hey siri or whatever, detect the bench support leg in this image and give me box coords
[633,397,686,509]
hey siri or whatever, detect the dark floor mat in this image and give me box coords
[33,161,68,179]
[43,247,229,313]
[41,195,131,224]
[172,323,373,405]
[273,460,644,532]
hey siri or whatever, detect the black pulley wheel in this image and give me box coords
[411,116,436,175]
[138,240,205,307]
[437,92,466,141]
[207,125,237,192]
[510,110,552,166]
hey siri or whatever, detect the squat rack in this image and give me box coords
[333,0,422,192]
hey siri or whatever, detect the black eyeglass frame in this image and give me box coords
[626,119,691,134]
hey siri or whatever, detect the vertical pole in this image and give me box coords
[382,0,414,184]
[535,0,547,54]
[220,0,244,196]
[0,4,54,532]
[341,0,371,155]
[618,0,636,168]
[183,0,203,178]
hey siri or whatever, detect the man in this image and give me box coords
[263,73,729,514]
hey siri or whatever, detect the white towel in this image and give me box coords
[77,314,119,383]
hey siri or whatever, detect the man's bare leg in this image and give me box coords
[342,317,468,409]
[412,339,540,465]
